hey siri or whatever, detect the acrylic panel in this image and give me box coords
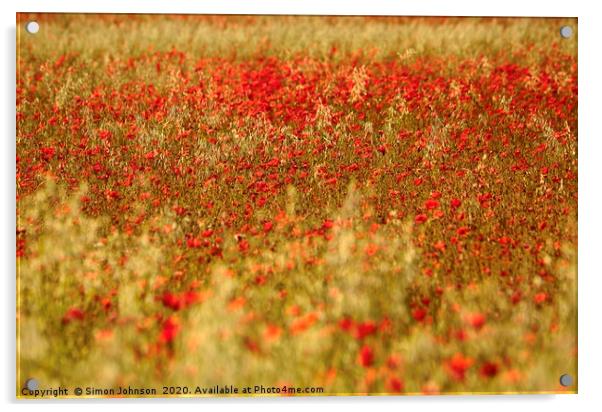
[16,13,578,398]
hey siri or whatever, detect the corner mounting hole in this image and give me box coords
[560,26,573,39]
[25,378,39,391]
[559,373,573,387]
[25,21,40,34]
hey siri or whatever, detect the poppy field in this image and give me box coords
[16,14,577,396]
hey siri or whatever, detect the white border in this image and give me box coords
[2,1,602,412]
[4,0,585,17]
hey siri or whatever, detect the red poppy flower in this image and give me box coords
[480,361,499,378]
[62,307,85,324]
[534,292,547,304]
[412,307,427,322]
[238,239,250,252]
[415,214,428,224]
[40,146,56,161]
[263,221,273,233]
[424,199,440,210]
[339,317,354,332]
[456,226,470,236]
[468,312,486,330]
[434,240,446,252]
[186,237,202,248]
[161,292,183,311]
[450,198,462,209]
[358,345,374,367]
[322,219,334,230]
[160,316,180,343]
[386,376,404,393]
[355,321,377,340]
[446,353,474,381]
[183,290,201,306]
